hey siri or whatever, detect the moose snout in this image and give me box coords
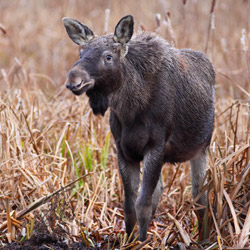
[65,81,80,91]
[65,67,94,95]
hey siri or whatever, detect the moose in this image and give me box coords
[62,15,215,241]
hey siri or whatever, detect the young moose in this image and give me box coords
[62,15,215,241]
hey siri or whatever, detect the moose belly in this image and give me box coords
[119,126,149,162]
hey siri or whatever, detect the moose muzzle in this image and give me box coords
[65,66,95,95]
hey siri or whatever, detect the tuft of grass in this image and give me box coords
[101,132,111,170]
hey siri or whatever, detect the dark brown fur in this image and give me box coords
[63,15,215,241]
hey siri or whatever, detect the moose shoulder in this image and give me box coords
[63,15,215,241]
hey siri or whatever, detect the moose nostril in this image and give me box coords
[76,80,83,88]
[66,84,72,90]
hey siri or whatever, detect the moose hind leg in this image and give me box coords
[190,149,208,224]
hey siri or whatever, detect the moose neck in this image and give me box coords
[109,60,151,124]
[109,34,168,123]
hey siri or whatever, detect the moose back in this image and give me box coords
[62,15,215,241]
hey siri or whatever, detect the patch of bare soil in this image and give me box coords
[2,236,98,250]
[1,219,103,250]
[0,193,114,250]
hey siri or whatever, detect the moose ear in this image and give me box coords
[62,17,94,46]
[114,15,134,44]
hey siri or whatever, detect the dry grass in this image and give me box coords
[0,0,250,249]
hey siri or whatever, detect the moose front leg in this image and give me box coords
[135,147,164,241]
[152,173,163,216]
[118,153,140,237]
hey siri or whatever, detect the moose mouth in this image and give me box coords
[67,79,95,96]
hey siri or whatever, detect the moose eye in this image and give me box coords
[79,48,85,59]
[105,54,113,61]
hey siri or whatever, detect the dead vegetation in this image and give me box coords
[0,0,249,249]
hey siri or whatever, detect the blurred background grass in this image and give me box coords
[0,0,249,97]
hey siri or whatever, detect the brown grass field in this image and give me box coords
[0,0,250,249]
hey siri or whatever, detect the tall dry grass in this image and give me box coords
[0,0,249,249]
